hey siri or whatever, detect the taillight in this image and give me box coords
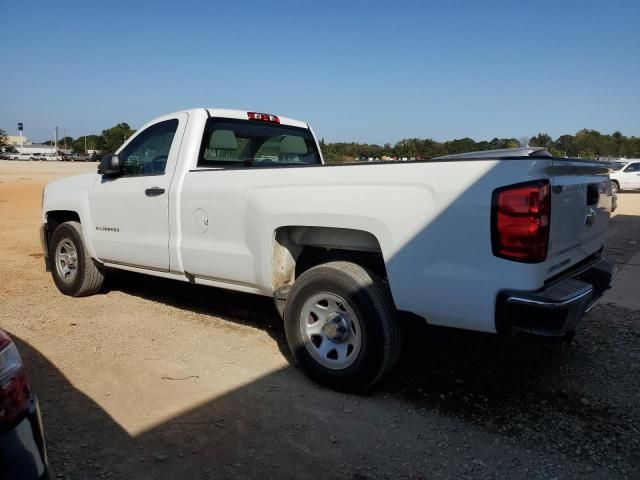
[491,180,551,263]
[0,330,30,427]
[247,112,280,123]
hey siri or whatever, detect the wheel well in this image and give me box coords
[46,210,81,244]
[271,226,387,294]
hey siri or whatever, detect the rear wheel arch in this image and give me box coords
[270,226,390,315]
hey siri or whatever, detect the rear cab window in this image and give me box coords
[197,118,321,168]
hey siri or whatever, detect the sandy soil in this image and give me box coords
[0,160,638,479]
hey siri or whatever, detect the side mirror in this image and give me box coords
[98,154,122,176]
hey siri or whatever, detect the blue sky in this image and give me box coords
[1,0,638,144]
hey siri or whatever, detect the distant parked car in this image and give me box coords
[13,153,33,161]
[0,330,49,479]
[0,153,10,160]
[89,153,103,162]
[610,160,640,193]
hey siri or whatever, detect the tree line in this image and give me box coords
[39,123,136,154]
[320,129,640,163]
[2,125,639,162]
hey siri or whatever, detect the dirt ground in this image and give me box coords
[1,160,639,479]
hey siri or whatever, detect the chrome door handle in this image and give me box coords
[145,187,165,197]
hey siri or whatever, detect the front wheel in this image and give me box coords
[611,180,619,195]
[283,261,403,392]
[50,221,105,297]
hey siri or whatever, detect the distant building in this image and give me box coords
[16,144,56,155]
[5,135,29,146]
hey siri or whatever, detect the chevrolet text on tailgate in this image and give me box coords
[40,108,615,392]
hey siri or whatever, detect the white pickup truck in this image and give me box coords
[41,108,615,391]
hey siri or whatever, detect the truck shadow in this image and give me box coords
[103,270,292,361]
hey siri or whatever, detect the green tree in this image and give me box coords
[72,135,103,154]
[58,136,74,149]
[0,129,8,147]
[529,133,552,147]
[443,138,477,154]
[101,123,135,154]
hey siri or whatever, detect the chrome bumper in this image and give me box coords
[496,259,616,337]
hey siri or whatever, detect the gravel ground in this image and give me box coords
[0,160,638,479]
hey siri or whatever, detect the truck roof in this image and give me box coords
[154,108,310,130]
[205,108,309,129]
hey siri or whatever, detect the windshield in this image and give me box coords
[198,118,321,168]
[612,161,627,171]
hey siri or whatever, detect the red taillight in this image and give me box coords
[247,112,280,123]
[0,330,30,427]
[491,180,551,263]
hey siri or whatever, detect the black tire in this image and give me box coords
[50,221,105,297]
[611,180,619,195]
[283,261,403,392]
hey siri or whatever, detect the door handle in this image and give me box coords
[145,187,165,197]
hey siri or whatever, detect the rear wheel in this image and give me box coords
[283,261,402,392]
[50,221,105,297]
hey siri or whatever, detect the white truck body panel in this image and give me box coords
[179,159,555,332]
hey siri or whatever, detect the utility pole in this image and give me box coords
[84,136,87,154]
[63,129,67,150]
[54,127,58,154]
[18,123,23,148]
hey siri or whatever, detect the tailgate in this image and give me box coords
[546,160,612,279]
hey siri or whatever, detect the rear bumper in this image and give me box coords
[496,259,616,337]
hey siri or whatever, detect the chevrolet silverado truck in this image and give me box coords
[40,108,615,391]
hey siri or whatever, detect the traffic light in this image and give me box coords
[18,123,23,131]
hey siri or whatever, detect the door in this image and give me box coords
[620,162,640,189]
[90,114,186,271]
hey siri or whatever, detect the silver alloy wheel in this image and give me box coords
[299,292,362,370]
[55,239,78,283]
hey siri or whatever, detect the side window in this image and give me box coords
[624,163,640,172]
[119,119,179,176]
